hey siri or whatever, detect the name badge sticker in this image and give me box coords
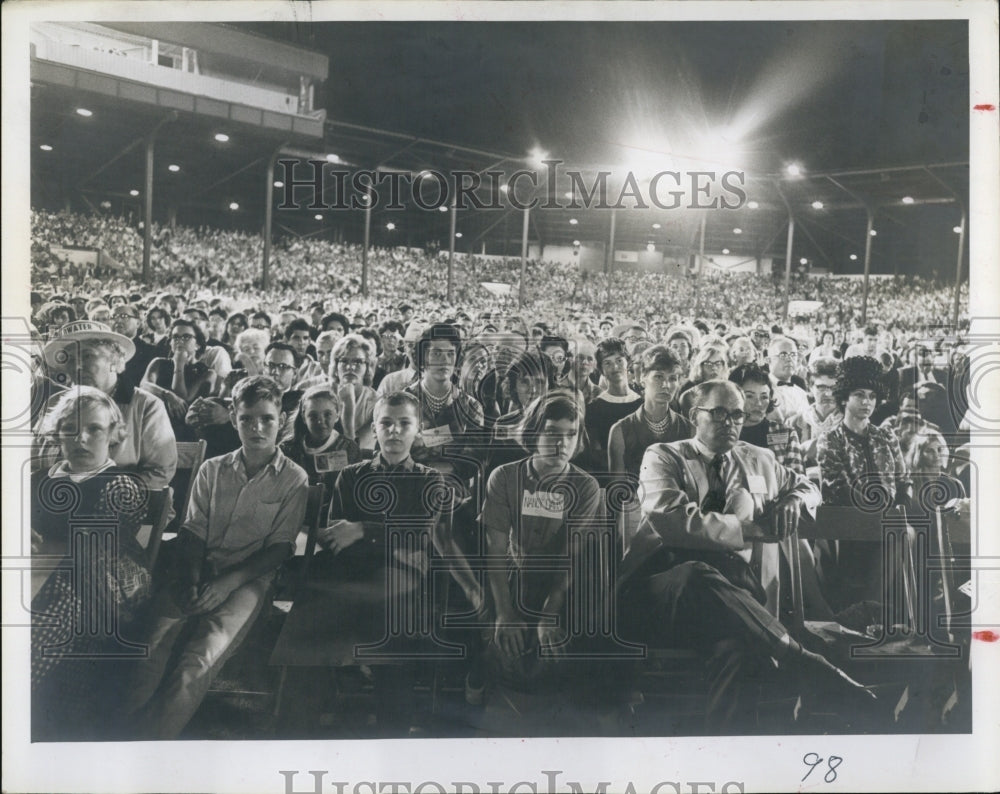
[746,474,768,494]
[521,490,565,518]
[422,424,454,448]
[767,431,790,448]
[314,450,350,472]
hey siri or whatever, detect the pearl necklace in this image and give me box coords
[642,408,672,435]
[421,384,451,415]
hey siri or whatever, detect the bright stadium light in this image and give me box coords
[438,206,449,212]
[168,164,180,172]
[76,108,93,117]
[274,181,284,188]
[214,133,229,142]
[40,144,53,151]
[811,200,824,210]
[722,248,730,255]
[569,218,579,225]
[953,226,962,233]
[870,229,878,237]
[229,201,239,211]
[326,153,340,163]
[646,243,656,252]
[386,222,396,231]
[901,196,915,204]
[129,189,139,197]
[785,163,802,178]
[747,200,759,209]
[652,223,661,229]
[733,227,742,234]
[528,147,549,169]
[799,257,808,265]
[572,240,581,246]
[499,183,509,194]
[314,214,323,221]
[455,232,463,239]
[850,254,858,260]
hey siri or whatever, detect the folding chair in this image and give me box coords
[150,439,207,576]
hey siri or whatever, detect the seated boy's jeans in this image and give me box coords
[123,572,272,739]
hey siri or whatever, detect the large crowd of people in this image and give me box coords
[25,207,973,739]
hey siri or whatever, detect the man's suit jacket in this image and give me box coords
[620,439,820,617]
[898,364,949,393]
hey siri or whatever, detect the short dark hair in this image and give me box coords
[231,375,284,410]
[251,311,272,327]
[539,334,569,354]
[517,391,584,454]
[208,307,228,320]
[321,312,350,333]
[728,362,771,392]
[379,320,405,336]
[169,317,206,353]
[415,323,463,372]
[284,318,313,339]
[505,351,554,409]
[639,345,683,375]
[595,337,629,371]
[864,324,879,337]
[265,340,303,368]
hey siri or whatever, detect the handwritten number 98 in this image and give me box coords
[802,752,843,783]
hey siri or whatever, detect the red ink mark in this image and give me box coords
[972,630,999,642]
[973,104,996,111]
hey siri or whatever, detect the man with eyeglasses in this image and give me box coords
[767,336,810,424]
[618,380,876,732]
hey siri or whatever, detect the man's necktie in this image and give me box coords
[701,453,727,512]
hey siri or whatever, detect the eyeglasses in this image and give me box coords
[337,357,366,368]
[170,333,196,342]
[772,351,798,361]
[694,406,747,424]
[702,360,727,369]
[266,361,296,374]
[812,384,835,392]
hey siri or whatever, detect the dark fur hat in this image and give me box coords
[834,355,883,404]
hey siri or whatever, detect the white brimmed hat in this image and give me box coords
[43,320,136,370]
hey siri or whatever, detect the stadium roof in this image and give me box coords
[29,19,970,278]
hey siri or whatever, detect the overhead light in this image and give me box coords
[850,254,858,261]
[386,222,396,231]
[229,201,239,211]
[499,183,509,193]
[168,164,180,172]
[901,196,915,204]
[811,200,824,210]
[528,147,549,169]
[799,257,808,265]
[564,191,574,200]
[869,229,878,237]
[129,189,140,197]
[326,153,340,163]
[273,181,284,188]
[953,226,962,233]
[733,227,742,234]
[455,232,463,239]
[646,243,656,252]
[39,144,53,151]
[76,108,93,117]
[722,248,730,255]
[785,163,802,178]
[652,223,661,230]
[572,240,581,246]
[569,218,579,225]
[99,201,111,209]
[314,214,323,221]
[438,205,449,213]
[747,200,759,209]
[214,133,230,142]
